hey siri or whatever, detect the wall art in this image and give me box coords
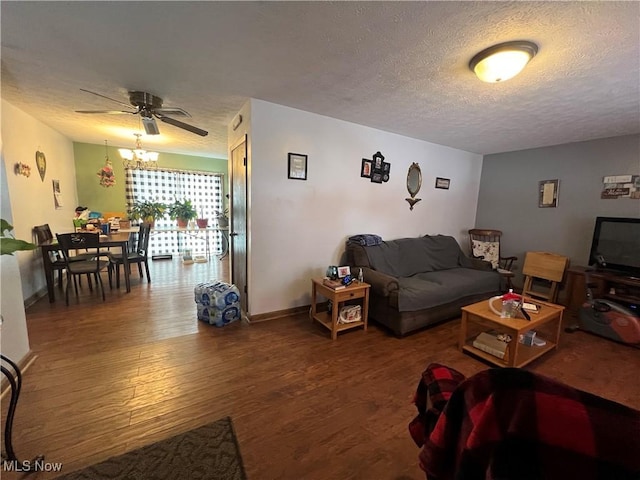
[35,150,47,182]
[435,177,450,190]
[601,174,640,199]
[538,179,559,208]
[288,152,307,180]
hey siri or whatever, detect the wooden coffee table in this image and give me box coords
[459,298,564,368]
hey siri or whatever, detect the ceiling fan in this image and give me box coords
[75,89,208,137]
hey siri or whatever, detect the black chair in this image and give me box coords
[109,224,151,288]
[33,224,65,289]
[56,233,110,305]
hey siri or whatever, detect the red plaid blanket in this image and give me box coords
[413,366,640,480]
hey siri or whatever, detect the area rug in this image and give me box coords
[55,416,247,480]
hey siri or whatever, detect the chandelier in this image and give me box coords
[119,133,159,169]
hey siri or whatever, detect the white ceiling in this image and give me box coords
[2,1,639,159]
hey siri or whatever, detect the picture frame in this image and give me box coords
[372,151,384,170]
[371,171,383,184]
[435,177,450,189]
[539,179,559,208]
[337,266,351,278]
[361,158,372,178]
[287,152,307,180]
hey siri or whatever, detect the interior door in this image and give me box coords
[230,135,248,315]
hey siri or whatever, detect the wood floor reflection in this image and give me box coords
[3,257,640,479]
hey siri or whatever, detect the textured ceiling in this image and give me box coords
[2,1,639,159]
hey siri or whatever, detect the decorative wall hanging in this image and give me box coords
[601,174,640,199]
[52,179,63,208]
[97,140,116,188]
[435,177,450,190]
[287,152,307,180]
[361,158,372,178]
[35,150,46,182]
[361,151,390,183]
[14,163,31,177]
[538,179,559,208]
[406,162,422,210]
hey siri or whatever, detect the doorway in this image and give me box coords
[230,135,248,315]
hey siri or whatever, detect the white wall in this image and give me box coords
[2,100,78,303]
[247,99,483,315]
[1,152,31,362]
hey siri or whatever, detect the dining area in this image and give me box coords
[36,224,150,304]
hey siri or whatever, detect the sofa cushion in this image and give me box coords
[364,235,466,278]
[398,268,500,311]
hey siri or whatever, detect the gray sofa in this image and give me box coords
[346,235,501,336]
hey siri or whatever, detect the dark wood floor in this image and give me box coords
[3,257,640,479]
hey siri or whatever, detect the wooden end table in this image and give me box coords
[310,278,370,340]
[459,298,564,368]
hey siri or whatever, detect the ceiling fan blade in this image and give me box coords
[156,114,208,137]
[75,109,136,114]
[154,107,191,118]
[80,88,133,109]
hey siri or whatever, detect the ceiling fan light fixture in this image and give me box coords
[469,40,538,83]
[142,116,160,135]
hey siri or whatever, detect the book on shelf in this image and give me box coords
[472,331,510,360]
[323,278,346,290]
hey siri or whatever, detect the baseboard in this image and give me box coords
[248,304,312,323]
[1,350,38,400]
[24,286,50,308]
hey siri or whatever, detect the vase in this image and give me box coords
[196,218,208,229]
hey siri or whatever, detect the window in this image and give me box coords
[125,168,224,257]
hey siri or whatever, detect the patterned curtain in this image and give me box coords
[124,168,223,257]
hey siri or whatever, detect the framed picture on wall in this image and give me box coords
[539,179,559,207]
[288,153,308,180]
[435,177,450,189]
[361,158,372,178]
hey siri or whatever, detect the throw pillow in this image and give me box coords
[472,240,500,269]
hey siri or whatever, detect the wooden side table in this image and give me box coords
[310,278,370,340]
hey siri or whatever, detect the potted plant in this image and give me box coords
[196,207,208,229]
[215,207,229,228]
[168,198,197,228]
[1,219,37,255]
[128,200,167,228]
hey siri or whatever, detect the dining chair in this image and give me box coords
[33,224,66,289]
[108,223,151,288]
[55,232,110,305]
[468,229,518,291]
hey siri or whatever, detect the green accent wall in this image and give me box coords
[73,142,228,215]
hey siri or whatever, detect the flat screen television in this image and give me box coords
[588,216,640,277]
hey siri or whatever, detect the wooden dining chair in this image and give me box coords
[521,251,569,303]
[108,224,151,288]
[55,232,110,305]
[468,229,518,291]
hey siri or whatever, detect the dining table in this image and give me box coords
[39,231,133,303]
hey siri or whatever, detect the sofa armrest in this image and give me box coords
[361,267,399,297]
[467,257,493,271]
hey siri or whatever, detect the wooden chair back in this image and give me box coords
[522,251,569,303]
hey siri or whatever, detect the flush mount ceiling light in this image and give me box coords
[119,133,159,170]
[469,41,538,83]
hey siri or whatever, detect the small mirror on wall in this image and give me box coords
[406,162,422,210]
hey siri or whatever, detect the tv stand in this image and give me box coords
[564,266,640,315]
